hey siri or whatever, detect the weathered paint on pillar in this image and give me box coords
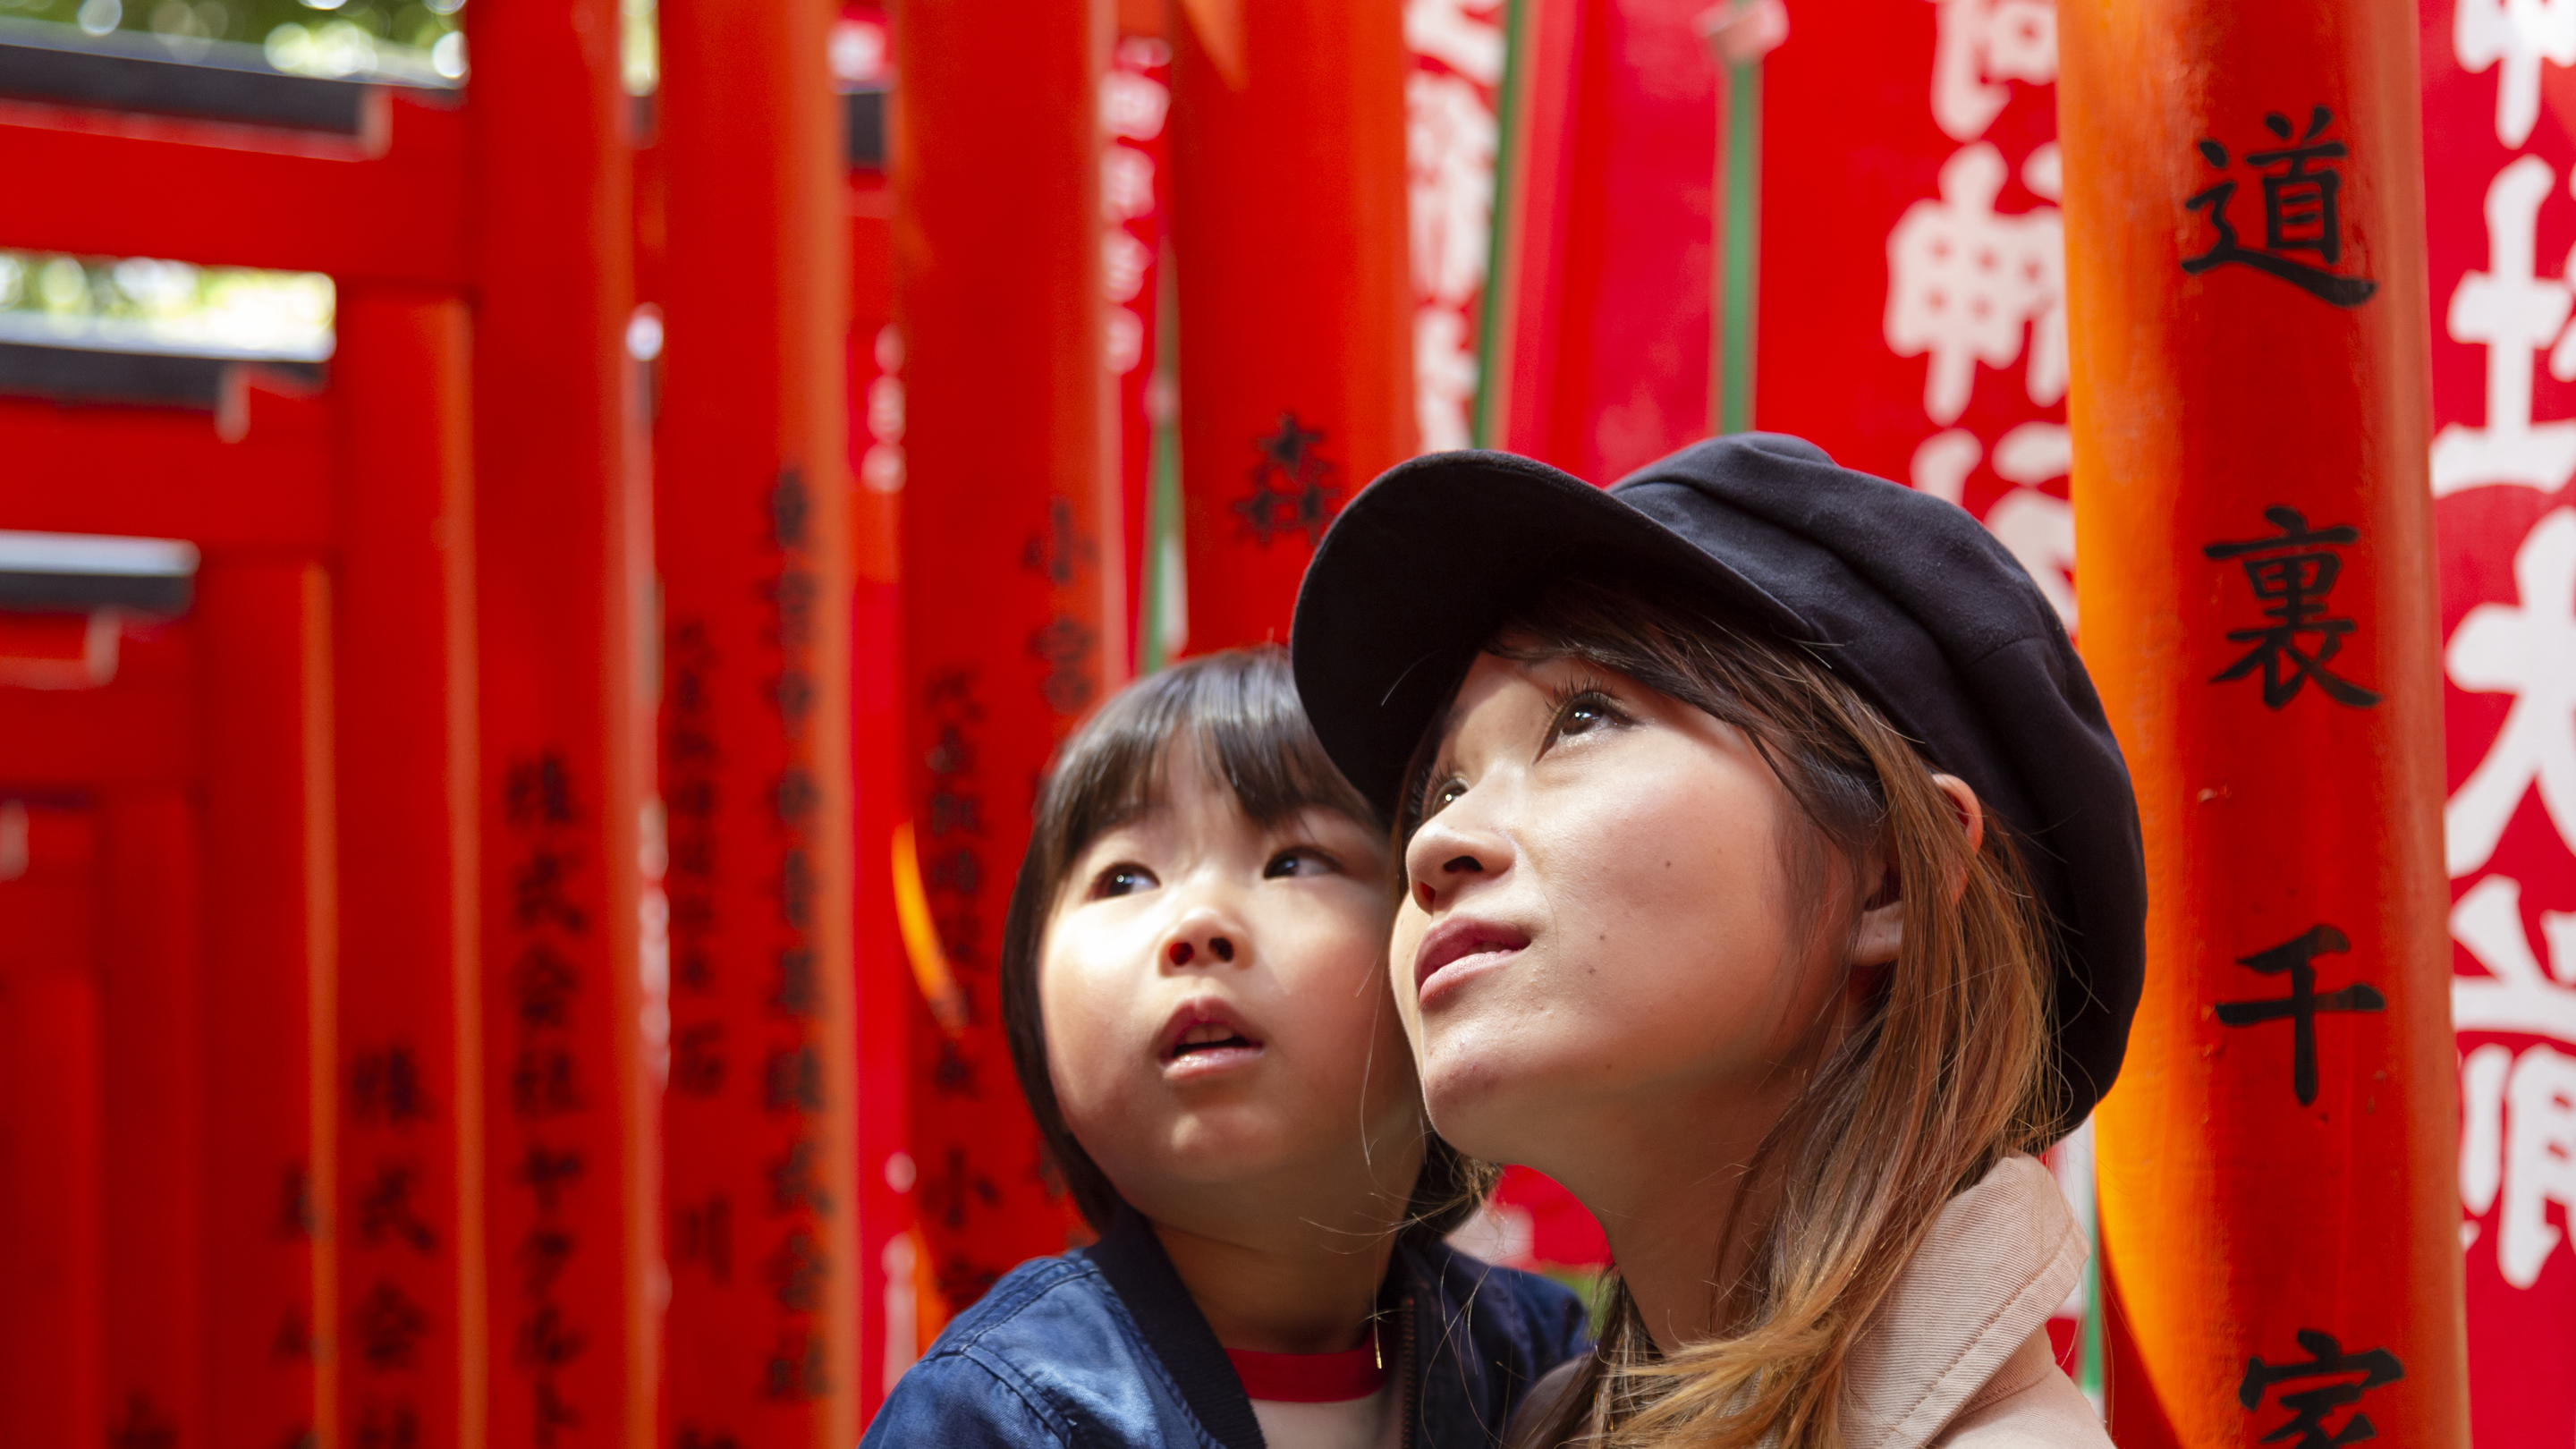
[330,291,485,1449]
[468,0,656,1442]
[2056,4,2469,1445]
[894,0,1118,1312]
[1170,0,1412,652]
[658,0,861,1438]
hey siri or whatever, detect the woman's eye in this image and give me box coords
[1424,776,1467,817]
[1264,848,1338,879]
[1546,689,1627,747]
[1088,863,1158,899]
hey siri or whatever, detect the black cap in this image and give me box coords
[1289,433,2144,1133]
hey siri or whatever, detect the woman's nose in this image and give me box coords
[1405,818,1500,912]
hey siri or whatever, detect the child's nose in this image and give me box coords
[1165,934,1236,966]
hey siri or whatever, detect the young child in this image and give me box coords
[1289,435,2143,1448]
[864,646,1589,1449]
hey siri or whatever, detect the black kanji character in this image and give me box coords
[769,1139,833,1216]
[778,848,815,930]
[2215,924,2387,1106]
[352,1046,431,1125]
[358,1165,439,1254]
[765,1330,831,1402]
[1021,496,1098,587]
[511,1046,584,1120]
[519,1227,576,1297]
[773,767,818,824]
[353,1282,431,1371]
[2184,108,2378,306]
[2240,1329,2402,1449]
[771,467,809,549]
[2204,506,2383,708]
[772,947,818,1018]
[674,1194,733,1282]
[519,1145,585,1214]
[673,1021,727,1098]
[765,1228,829,1313]
[506,752,576,828]
[925,1145,1001,1229]
[1236,412,1343,547]
[766,1046,824,1114]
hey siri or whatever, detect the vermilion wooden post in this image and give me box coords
[848,130,918,1412]
[197,562,341,1449]
[2057,5,2469,1446]
[894,0,1118,1311]
[98,792,205,1447]
[0,804,106,1449]
[331,290,484,1449]
[1169,0,1412,651]
[468,0,655,1443]
[657,0,860,1438]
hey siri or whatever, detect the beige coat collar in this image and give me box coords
[1838,1153,2086,1449]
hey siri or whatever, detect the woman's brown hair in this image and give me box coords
[1421,579,2060,1449]
[1000,644,1492,1244]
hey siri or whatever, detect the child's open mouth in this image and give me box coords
[1157,1002,1265,1076]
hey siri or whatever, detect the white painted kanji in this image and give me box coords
[1408,70,1498,309]
[2455,874,2576,1286]
[1103,144,1156,224]
[1405,0,1504,455]
[2432,158,2576,498]
[1416,306,1479,452]
[2447,509,2576,877]
[1405,0,1505,86]
[861,324,905,495]
[2457,0,2576,149]
[1928,0,2058,142]
[1885,142,2065,426]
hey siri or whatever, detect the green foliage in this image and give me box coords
[0,0,462,69]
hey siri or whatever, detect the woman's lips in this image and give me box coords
[1412,916,1532,1004]
[1155,998,1266,1080]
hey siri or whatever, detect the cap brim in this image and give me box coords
[1290,450,1811,817]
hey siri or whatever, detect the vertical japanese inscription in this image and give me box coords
[499,751,590,1446]
[762,467,833,1402]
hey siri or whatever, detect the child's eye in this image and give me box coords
[1087,863,1158,900]
[1263,848,1340,880]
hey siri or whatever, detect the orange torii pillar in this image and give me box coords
[328,292,483,1449]
[1168,0,1413,649]
[2058,5,2469,1447]
[467,2,656,1445]
[894,0,1120,1311]
[658,0,861,1437]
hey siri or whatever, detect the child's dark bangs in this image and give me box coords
[1189,665,1375,831]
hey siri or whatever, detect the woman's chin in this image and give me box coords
[1420,1052,1555,1166]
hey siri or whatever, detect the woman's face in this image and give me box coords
[1389,650,1862,1180]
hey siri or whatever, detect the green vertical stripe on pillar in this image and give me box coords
[1470,0,1528,450]
[1139,248,1183,676]
[1717,55,1761,436]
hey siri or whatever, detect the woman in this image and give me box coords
[1287,434,2146,1448]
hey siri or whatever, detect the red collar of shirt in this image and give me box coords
[1224,1343,1387,1403]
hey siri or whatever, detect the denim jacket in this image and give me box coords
[863,1212,1591,1448]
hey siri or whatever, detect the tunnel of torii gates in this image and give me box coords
[0,0,2569,1444]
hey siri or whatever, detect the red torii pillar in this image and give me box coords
[2058,4,2470,1446]
[658,0,861,1437]
[468,1,657,1444]
[894,0,1120,1312]
[1169,0,1414,650]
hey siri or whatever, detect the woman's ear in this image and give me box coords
[1848,774,1985,968]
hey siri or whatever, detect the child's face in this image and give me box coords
[1388,650,1863,1184]
[1040,751,1421,1239]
